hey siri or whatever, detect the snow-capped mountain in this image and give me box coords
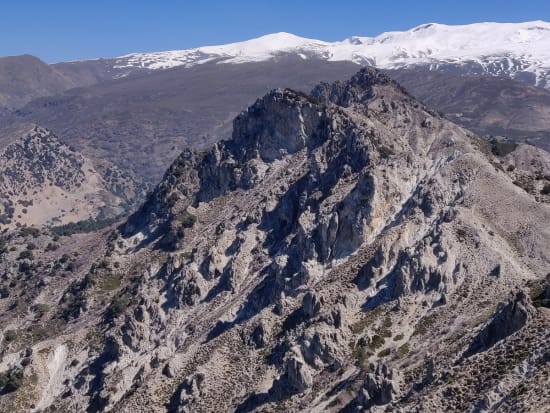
[114,21,550,88]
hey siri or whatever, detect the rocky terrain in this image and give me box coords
[2,22,550,206]
[0,125,136,230]
[2,23,550,220]
[3,59,550,196]
[0,68,548,412]
[4,58,360,186]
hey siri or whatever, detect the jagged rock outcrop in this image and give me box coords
[466,290,537,356]
[355,363,399,408]
[2,67,549,413]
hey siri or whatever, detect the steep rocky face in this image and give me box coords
[1,68,549,413]
[465,290,537,356]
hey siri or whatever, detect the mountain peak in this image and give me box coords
[111,21,550,88]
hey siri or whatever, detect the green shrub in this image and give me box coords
[50,216,119,237]
[378,348,391,357]
[378,145,394,159]
[60,275,93,321]
[490,140,517,157]
[4,330,17,342]
[99,274,122,291]
[369,335,385,350]
[351,343,372,369]
[33,303,50,318]
[175,210,197,228]
[398,343,410,356]
[327,398,341,407]
[17,250,34,260]
[0,368,24,394]
[377,316,393,337]
[19,226,40,238]
[45,242,59,252]
[527,279,549,308]
[104,296,130,322]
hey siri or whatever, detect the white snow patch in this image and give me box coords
[111,22,550,87]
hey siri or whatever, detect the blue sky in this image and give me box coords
[1,0,549,62]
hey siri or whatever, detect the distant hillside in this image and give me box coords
[0,125,131,229]
[8,58,360,185]
[387,68,550,151]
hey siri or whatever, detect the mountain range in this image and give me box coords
[0,19,550,413]
[111,21,550,88]
[2,21,550,111]
[0,65,548,413]
[0,21,548,223]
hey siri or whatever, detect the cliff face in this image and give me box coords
[1,68,549,413]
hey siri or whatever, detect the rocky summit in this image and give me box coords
[0,68,549,413]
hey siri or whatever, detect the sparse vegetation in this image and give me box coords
[413,313,438,336]
[0,368,24,394]
[490,139,517,157]
[33,303,50,318]
[350,307,383,334]
[104,295,130,322]
[50,216,120,237]
[369,334,385,350]
[175,209,197,228]
[99,274,122,291]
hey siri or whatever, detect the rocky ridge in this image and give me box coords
[0,68,549,412]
